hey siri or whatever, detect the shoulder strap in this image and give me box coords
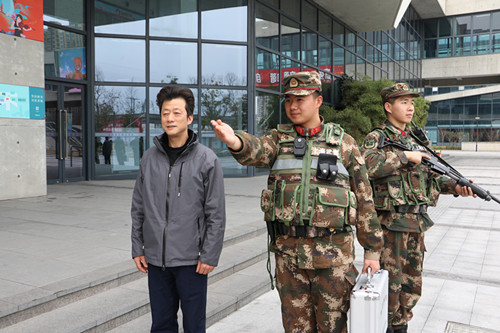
[324,123,344,147]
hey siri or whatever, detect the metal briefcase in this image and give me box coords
[349,268,388,333]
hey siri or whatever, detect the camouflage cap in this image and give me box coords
[380,83,420,103]
[282,71,322,96]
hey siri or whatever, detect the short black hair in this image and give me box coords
[156,85,194,117]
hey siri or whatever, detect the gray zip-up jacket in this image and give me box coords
[131,130,226,268]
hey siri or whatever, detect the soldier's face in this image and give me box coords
[161,98,193,139]
[284,93,322,128]
[385,96,414,129]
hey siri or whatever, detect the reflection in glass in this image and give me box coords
[333,45,345,75]
[319,11,332,39]
[94,85,145,175]
[319,37,332,69]
[150,41,197,84]
[64,86,84,180]
[150,0,197,38]
[44,26,86,80]
[201,0,247,42]
[281,0,299,20]
[256,2,279,52]
[437,38,452,57]
[256,91,280,136]
[302,29,318,66]
[302,0,317,30]
[454,36,471,56]
[281,17,300,60]
[281,58,301,81]
[202,44,247,86]
[95,38,145,82]
[455,16,471,35]
[200,89,247,175]
[473,14,490,34]
[94,0,145,35]
[493,33,500,53]
[256,48,280,91]
[333,20,344,45]
[473,34,490,54]
[43,0,85,30]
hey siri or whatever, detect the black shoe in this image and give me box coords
[394,325,408,333]
[386,327,394,333]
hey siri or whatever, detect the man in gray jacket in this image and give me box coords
[131,85,226,333]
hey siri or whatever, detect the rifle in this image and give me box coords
[377,134,500,205]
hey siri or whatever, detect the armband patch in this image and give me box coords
[363,137,376,149]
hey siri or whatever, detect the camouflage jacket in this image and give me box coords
[361,121,457,233]
[230,122,383,269]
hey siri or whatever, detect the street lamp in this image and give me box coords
[475,116,480,152]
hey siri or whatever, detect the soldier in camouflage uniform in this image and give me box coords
[211,71,384,333]
[361,83,475,333]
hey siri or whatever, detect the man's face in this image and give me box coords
[161,98,193,139]
[284,93,322,128]
[385,96,415,128]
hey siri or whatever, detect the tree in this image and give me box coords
[321,76,430,144]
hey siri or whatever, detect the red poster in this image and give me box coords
[0,0,43,42]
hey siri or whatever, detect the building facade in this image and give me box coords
[0,0,498,200]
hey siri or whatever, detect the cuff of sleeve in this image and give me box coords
[227,133,244,153]
[364,250,381,261]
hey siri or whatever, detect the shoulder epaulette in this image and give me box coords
[324,122,344,146]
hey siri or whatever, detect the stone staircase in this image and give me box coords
[0,221,272,333]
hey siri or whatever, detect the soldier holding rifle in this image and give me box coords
[361,83,479,333]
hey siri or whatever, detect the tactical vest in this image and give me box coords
[260,123,357,231]
[370,124,440,211]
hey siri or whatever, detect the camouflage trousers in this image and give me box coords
[381,226,425,328]
[275,253,357,333]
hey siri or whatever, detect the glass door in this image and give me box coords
[45,83,86,183]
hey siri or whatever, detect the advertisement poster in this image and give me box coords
[0,83,45,119]
[0,0,43,42]
[58,48,87,80]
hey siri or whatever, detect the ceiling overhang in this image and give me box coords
[313,0,412,32]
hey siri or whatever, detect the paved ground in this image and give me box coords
[1,150,500,333]
[207,151,500,333]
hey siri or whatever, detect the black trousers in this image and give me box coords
[148,264,207,333]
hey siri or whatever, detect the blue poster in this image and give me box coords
[0,83,45,119]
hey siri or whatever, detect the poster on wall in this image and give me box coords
[58,48,87,80]
[0,83,45,119]
[0,0,43,42]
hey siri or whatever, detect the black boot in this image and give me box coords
[393,325,408,333]
[386,327,395,333]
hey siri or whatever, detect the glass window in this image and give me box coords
[200,89,248,175]
[473,13,490,34]
[201,0,247,42]
[333,45,344,75]
[149,0,197,38]
[344,51,355,77]
[302,1,317,30]
[44,0,85,30]
[94,0,145,35]
[473,34,490,55]
[424,19,437,38]
[437,38,452,57]
[356,36,365,58]
[95,38,145,82]
[94,85,146,174]
[319,37,332,68]
[493,12,500,32]
[319,70,333,105]
[455,16,471,35]
[302,29,318,66]
[256,91,280,135]
[260,0,279,9]
[281,17,300,60]
[493,33,500,53]
[256,48,280,91]
[282,0,299,20]
[333,20,344,45]
[44,26,86,80]
[256,2,279,52]
[454,36,471,56]
[346,30,355,54]
[438,18,452,37]
[319,11,332,39]
[150,41,197,84]
[202,44,247,86]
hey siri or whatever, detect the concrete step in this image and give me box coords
[0,227,268,331]
[107,258,274,333]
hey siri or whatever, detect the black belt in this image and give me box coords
[394,204,428,214]
[274,222,348,238]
